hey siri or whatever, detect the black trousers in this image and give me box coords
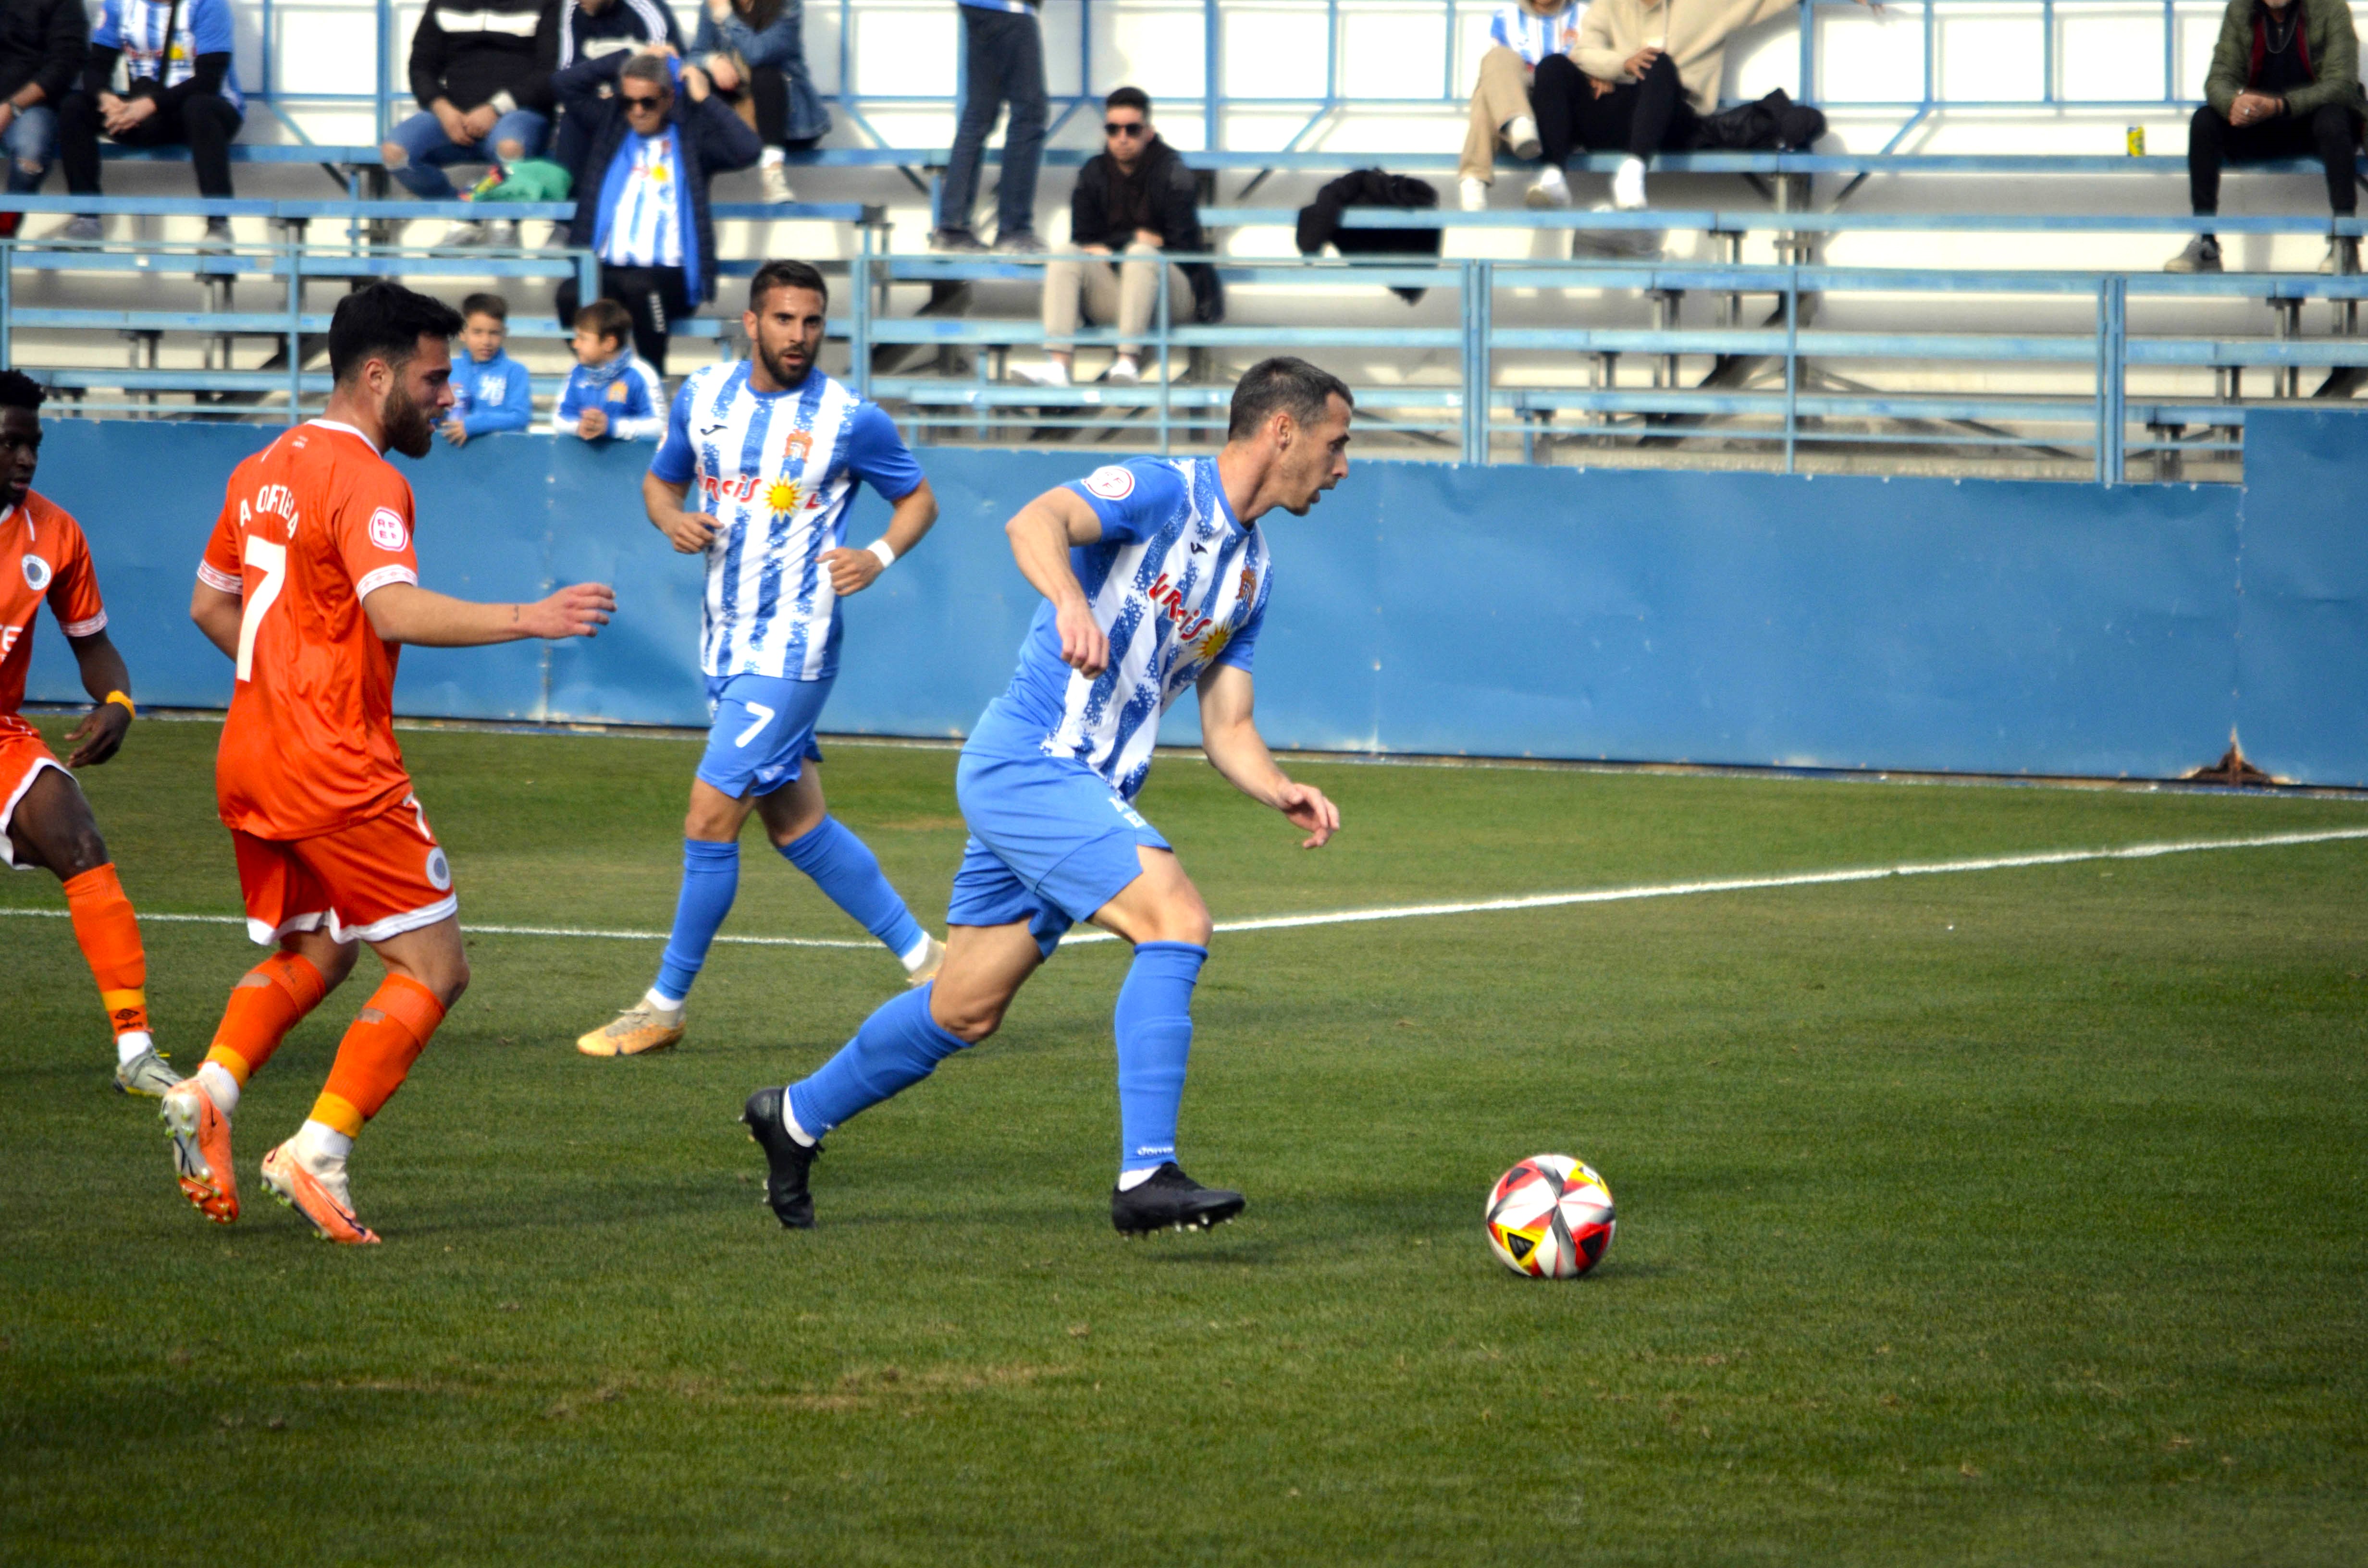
[60,89,242,198]
[1533,51,1700,167]
[2187,101,2361,214]
[558,262,692,376]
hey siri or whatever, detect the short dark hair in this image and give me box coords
[576,298,635,350]
[1105,86,1150,117]
[329,282,465,385]
[1227,356,1353,441]
[460,292,509,322]
[0,369,45,413]
[749,258,829,311]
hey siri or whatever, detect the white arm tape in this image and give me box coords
[866,538,897,570]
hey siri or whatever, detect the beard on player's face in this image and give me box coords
[380,373,438,458]
[760,328,819,386]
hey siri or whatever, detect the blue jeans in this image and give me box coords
[384,107,550,199]
[938,4,1045,238]
[3,104,56,193]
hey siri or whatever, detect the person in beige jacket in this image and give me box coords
[1528,0,1870,209]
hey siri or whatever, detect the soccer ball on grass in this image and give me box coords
[1485,1155,1615,1278]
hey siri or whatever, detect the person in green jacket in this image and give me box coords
[2168,0,2366,273]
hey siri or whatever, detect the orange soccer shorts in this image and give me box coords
[0,717,68,869]
[231,792,457,947]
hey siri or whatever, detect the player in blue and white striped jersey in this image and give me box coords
[743,358,1351,1237]
[575,260,943,1060]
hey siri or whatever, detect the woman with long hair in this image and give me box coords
[693,0,831,202]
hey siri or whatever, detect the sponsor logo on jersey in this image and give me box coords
[368,507,408,552]
[1083,465,1135,501]
[21,553,50,592]
[763,478,801,517]
[1143,569,1214,643]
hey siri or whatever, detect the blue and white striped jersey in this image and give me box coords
[650,363,926,682]
[1487,1,1579,65]
[95,0,244,110]
[597,129,685,270]
[983,457,1271,802]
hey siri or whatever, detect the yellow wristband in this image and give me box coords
[104,691,136,719]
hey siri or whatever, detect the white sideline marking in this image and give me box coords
[2,827,2361,949]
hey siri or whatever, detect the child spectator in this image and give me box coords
[552,297,664,441]
[441,293,535,446]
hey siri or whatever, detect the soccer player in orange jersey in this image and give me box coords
[170,282,617,1245]
[0,370,176,1096]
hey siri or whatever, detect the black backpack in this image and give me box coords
[1685,88,1827,151]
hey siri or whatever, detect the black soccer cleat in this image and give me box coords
[741,1087,820,1230]
[1110,1162,1246,1237]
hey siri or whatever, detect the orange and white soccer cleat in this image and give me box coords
[259,1144,380,1245]
[160,1078,237,1224]
[576,999,686,1057]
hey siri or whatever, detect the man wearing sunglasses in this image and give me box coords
[552,42,761,375]
[1013,87,1221,390]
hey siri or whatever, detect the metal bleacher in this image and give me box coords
[6,0,2366,482]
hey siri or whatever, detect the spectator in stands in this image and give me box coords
[387,0,559,249]
[1530,0,1872,210]
[1013,87,1216,389]
[2168,0,2365,274]
[552,0,682,184]
[0,0,86,235]
[441,293,535,446]
[692,0,832,206]
[932,0,1045,253]
[554,46,762,375]
[1458,0,1579,212]
[553,297,665,441]
[56,0,242,245]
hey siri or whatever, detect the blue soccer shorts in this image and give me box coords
[948,742,1170,956]
[695,672,830,799]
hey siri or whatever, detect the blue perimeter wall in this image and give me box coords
[26,407,2368,785]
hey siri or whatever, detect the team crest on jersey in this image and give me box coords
[606,382,630,404]
[1084,465,1135,501]
[368,508,407,551]
[20,553,50,592]
[782,431,811,464]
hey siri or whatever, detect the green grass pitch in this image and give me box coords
[3,714,2365,1566]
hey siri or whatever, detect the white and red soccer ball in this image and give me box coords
[1485,1155,1616,1278]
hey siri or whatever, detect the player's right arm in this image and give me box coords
[643,380,717,552]
[1004,486,1109,677]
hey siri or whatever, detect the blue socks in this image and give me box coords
[654,838,740,1003]
[780,816,927,964]
[789,983,970,1137]
[1114,941,1207,1174]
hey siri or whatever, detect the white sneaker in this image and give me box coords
[1108,356,1142,385]
[1011,359,1071,388]
[1505,115,1542,161]
[1459,176,1488,213]
[1612,156,1649,211]
[760,161,795,205]
[1525,167,1570,209]
[482,219,518,247]
[1574,203,1662,259]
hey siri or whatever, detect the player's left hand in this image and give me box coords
[821,546,882,596]
[1276,780,1338,849]
[64,701,130,769]
[518,582,617,640]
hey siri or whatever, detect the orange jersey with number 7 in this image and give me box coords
[200,418,421,840]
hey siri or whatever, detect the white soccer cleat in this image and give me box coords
[114,1045,181,1098]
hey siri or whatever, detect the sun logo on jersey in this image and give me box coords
[764,478,801,516]
[1197,625,1232,661]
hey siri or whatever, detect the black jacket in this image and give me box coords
[558,51,763,304]
[409,0,559,115]
[0,0,84,106]
[1070,136,1221,322]
[1296,169,1440,303]
[555,0,680,72]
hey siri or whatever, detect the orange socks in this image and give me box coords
[61,863,148,1046]
[311,975,445,1138]
[204,950,331,1088]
